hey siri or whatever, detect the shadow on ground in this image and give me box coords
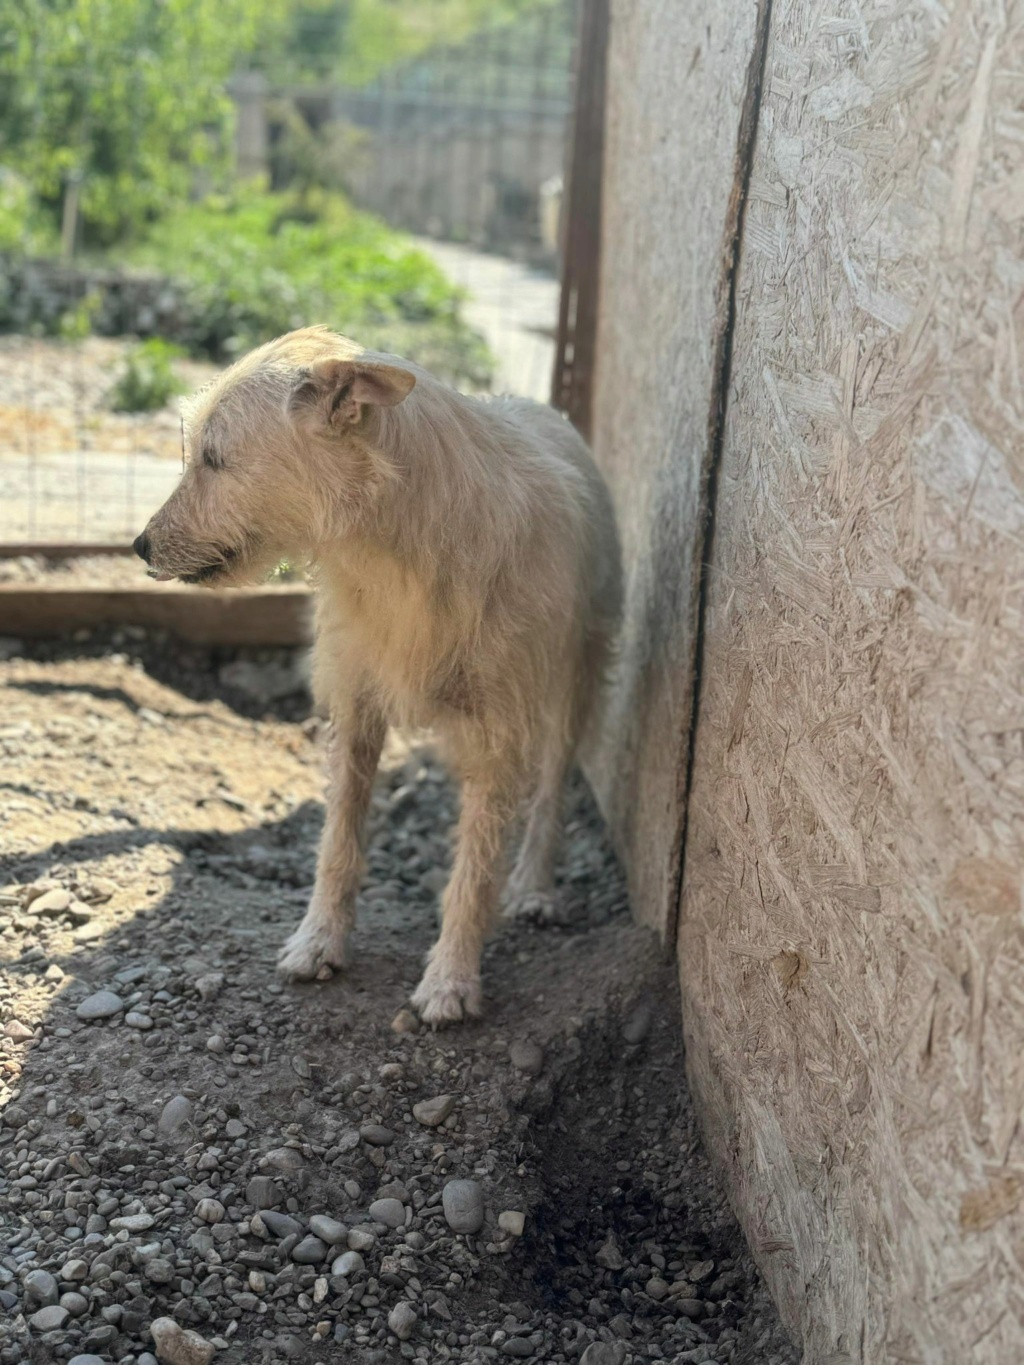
[0,646,799,1365]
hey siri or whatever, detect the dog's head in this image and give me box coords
[133,327,416,586]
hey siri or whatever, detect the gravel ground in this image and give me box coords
[0,637,801,1365]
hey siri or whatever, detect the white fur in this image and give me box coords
[139,327,621,1024]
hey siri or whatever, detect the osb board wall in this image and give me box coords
[679,1,1024,1361]
[589,0,762,936]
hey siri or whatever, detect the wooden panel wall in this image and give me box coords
[678,2,1024,1360]
[589,0,766,936]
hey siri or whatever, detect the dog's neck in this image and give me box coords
[319,378,532,596]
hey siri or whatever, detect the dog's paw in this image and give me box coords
[503,888,569,926]
[411,969,482,1027]
[277,919,348,982]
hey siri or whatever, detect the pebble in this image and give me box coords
[75,990,124,1021]
[412,1094,455,1127]
[580,1345,627,1365]
[291,1234,328,1264]
[260,1210,303,1238]
[195,1198,225,1224]
[158,1094,193,1135]
[125,1011,154,1029]
[360,1124,397,1146]
[149,1316,216,1365]
[622,1002,653,1044]
[388,1300,417,1340]
[246,1175,281,1209]
[29,1304,69,1331]
[109,1212,155,1233]
[674,1298,706,1319]
[442,1179,485,1234]
[30,888,72,915]
[595,1235,624,1270]
[391,1007,420,1033]
[347,1226,376,1252]
[3,1019,34,1042]
[261,1146,304,1174]
[69,1356,107,1365]
[368,1198,406,1229]
[331,1251,364,1277]
[60,1291,89,1317]
[308,1215,348,1245]
[508,1039,545,1075]
[23,1268,59,1306]
[206,1034,226,1053]
[498,1210,526,1236]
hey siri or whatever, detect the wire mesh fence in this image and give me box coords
[0,0,579,550]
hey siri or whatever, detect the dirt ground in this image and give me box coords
[0,633,800,1365]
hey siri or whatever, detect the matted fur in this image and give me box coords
[136,327,621,1023]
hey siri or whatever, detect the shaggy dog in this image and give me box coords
[134,327,621,1024]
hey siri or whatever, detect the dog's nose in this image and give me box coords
[133,532,151,563]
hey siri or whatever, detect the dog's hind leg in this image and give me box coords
[505,738,570,906]
[411,773,516,1024]
[278,691,386,980]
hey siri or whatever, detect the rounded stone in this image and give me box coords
[194,1198,225,1224]
[60,1292,89,1318]
[23,1268,59,1307]
[291,1234,328,1265]
[498,1209,526,1237]
[442,1179,485,1234]
[508,1039,545,1075]
[359,1124,397,1146]
[158,1095,193,1135]
[259,1210,303,1239]
[69,1356,108,1365]
[331,1251,364,1277]
[388,1300,417,1340]
[412,1094,455,1127]
[75,990,124,1021]
[29,1304,69,1331]
[308,1215,348,1245]
[246,1175,281,1210]
[368,1197,406,1229]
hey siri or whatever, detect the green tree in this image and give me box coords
[0,0,288,246]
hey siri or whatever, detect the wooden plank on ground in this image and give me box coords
[0,584,312,647]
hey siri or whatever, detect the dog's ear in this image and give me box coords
[288,358,416,430]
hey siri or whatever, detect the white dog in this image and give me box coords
[134,327,621,1024]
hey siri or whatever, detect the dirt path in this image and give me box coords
[0,642,799,1365]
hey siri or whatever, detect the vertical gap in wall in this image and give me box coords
[552,0,609,442]
[671,0,775,936]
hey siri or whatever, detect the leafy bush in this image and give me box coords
[127,190,493,385]
[107,339,186,413]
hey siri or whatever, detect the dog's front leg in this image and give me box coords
[411,776,514,1024]
[278,693,386,980]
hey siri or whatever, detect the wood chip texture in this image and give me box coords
[589,0,763,939]
[682,3,1024,1361]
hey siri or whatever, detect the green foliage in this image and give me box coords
[57,289,102,342]
[0,170,57,254]
[258,0,551,85]
[127,189,493,385]
[107,338,186,412]
[0,0,289,246]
